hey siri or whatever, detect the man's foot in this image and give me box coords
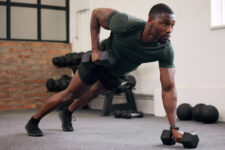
[25,117,43,137]
[59,108,74,131]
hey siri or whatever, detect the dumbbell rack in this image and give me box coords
[102,89,137,116]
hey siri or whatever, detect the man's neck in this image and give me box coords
[140,26,155,43]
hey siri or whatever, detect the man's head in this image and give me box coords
[145,3,176,43]
[148,3,174,17]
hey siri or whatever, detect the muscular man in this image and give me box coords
[25,3,182,142]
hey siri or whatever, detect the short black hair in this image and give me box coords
[149,3,174,17]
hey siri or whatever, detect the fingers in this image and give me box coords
[172,129,183,143]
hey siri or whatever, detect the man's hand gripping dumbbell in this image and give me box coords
[82,49,117,67]
[161,126,199,149]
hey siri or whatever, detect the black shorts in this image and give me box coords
[77,63,122,90]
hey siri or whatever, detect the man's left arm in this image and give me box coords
[160,67,182,142]
[160,67,177,126]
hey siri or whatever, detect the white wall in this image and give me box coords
[70,0,225,121]
[70,0,91,52]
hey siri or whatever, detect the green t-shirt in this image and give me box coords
[99,11,175,77]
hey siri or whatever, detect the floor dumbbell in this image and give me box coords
[114,110,144,119]
[161,129,199,148]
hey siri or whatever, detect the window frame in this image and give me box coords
[0,0,69,43]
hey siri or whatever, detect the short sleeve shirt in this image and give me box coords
[99,11,175,77]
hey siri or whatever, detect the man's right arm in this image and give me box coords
[90,8,116,63]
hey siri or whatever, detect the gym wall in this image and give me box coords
[70,0,225,121]
[0,41,71,110]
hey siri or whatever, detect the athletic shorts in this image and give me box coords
[77,63,122,91]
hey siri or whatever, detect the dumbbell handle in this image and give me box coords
[82,50,116,67]
[99,50,116,66]
[174,130,199,149]
[81,52,92,63]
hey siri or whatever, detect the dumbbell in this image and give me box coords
[82,50,116,67]
[46,78,55,91]
[161,129,176,145]
[161,129,199,148]
[46,75,72,92]
[122,111,144,119]
[114,110,144,119]
[54,79,63,91]
[60,74,72,81]
[60,75,72,90]
[52,56,67,67]
[65,52,84,67]
[114,110,123,118]
[46,79,61,92]
[119,75,136,91]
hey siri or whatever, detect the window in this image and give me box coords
[0,0,69,43]
[41,9,66,41]
[211,0,225,27]
[11,7,37,39]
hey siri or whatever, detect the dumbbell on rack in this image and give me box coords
[52,56,67,67]
[161,128,199,149]
[113,75,136,94]
[52,52,84,68]
[46,74,72,92]
[65,52,84,67]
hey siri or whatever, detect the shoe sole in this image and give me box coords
[59,111,74,132]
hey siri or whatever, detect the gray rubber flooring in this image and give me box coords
[0,109,225,150]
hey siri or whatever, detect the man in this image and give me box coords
[25,3,183,143]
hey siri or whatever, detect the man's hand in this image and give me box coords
[91,50,101,65]
[172,129,183,143]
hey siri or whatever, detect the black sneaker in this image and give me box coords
[59,108,74,131]
[25,117,43,137]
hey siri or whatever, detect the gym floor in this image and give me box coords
[0,109,224,150]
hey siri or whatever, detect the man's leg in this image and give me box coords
[69,80,110,111]
[59,80,110,131]
[25,71,91,136]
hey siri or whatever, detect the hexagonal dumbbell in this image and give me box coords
[161,129,199,149]
[81,50,116,67]
[182,132,199,148]
[161,129,176,145]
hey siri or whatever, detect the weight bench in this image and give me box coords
[102,75,137,116]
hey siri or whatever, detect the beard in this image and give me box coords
[149,24,162,42]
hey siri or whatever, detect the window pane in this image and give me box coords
[41,9,66,41]
[11,7,37,39]
[41,0,66,7]
[11,0,37,4]
[211,0,222,26]
[223,0,225,24]
[0,6,6,38]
